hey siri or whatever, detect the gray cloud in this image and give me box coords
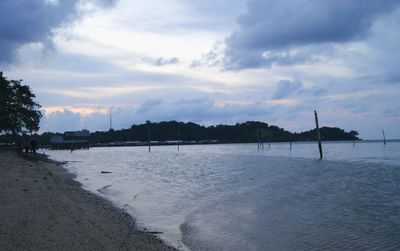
[142,57,180,66]
[383,108,400,116]
[3,0,399,139]
[123,0,244,34]
[180,0,245,32]
[40,109,114,132]
[38,88,400,139]
[39,99,276,132]
[154,57,179,66]
[137,99,163,114]
[311,87,327,97]
[273,80,303,99]
[40,109,83,132]
[0,0,118,63]
[223,0,400,69]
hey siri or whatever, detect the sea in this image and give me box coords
[42,141,400,250]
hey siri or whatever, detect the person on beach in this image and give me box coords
[30,140,37,153]
[16,139,22,152]
[23,140,29,153]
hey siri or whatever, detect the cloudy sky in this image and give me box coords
[1,0,400,139]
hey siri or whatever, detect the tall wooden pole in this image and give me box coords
[148,128,151,152]
[382,129,387,145]
[314,110,323,159]
[289,136,292,149]
[178,130,180,151]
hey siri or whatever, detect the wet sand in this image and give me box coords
[0,150,177,250]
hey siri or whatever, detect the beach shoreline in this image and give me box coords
[0,150,177,250]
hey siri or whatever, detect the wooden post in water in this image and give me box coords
[148,128,151,152]
[314,110,323,159]
[289,136,292,149]
[382,129,387,145]
[261,129,264,150]
[265,137,270,149]
[178,130,180,151]
[257,128,260,150]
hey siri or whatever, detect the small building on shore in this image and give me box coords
[50,130,90,150]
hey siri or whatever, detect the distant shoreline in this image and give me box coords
[43,139,367,150]
[0,150,177,250]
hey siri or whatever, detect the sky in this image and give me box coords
[1,0,399,139]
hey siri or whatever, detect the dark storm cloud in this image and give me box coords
[0,0,117,63]
[223,0,400,69]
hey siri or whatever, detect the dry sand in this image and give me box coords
[0,150,177,250]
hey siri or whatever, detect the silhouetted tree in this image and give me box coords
[0,72,42,134]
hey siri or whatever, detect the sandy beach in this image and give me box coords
[0,150,177,250]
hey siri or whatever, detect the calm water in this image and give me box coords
[44,141,400,250]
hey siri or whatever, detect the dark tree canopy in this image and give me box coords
[0,72,42,134]
[86,121,359,144]
[0,119,360,146]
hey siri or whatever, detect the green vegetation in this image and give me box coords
[87,120,358,144]
[0,120,358,146]
[292,127,359,141]
[0,72,42,135]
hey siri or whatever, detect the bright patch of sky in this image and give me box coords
[1,0,399,139]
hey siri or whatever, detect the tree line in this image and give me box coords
[19,121,357,146]
[88,120,358,144]
[1,119,359,147]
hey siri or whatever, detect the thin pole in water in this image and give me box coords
[289,136,292,149]
[261,129,264,150]
[314,110,323,159]
[382,129,387,145]
[148,128,151,152]
[178,130,180,151]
